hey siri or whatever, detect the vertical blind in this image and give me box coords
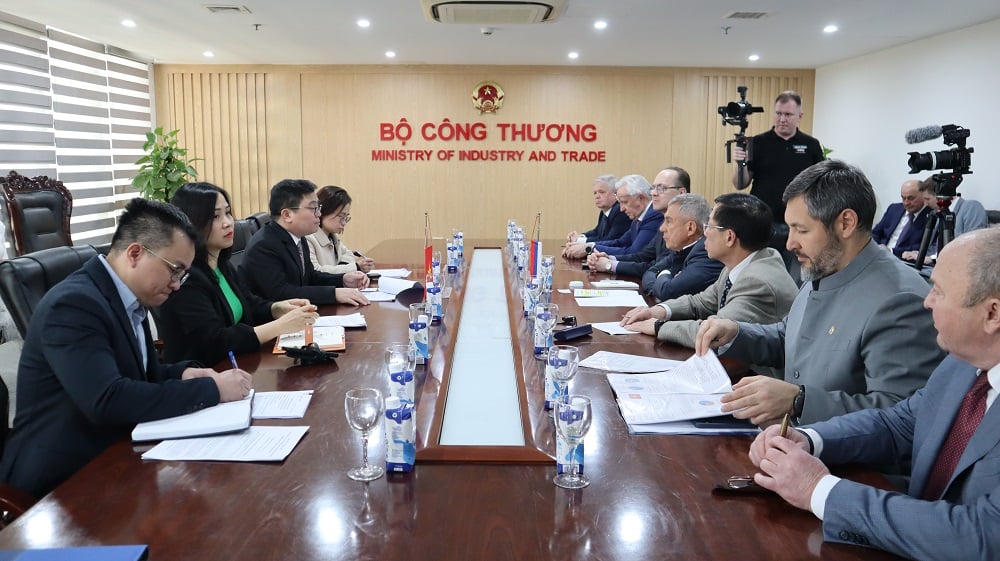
[0,13,151,248]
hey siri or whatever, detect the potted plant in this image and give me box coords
[132,127,200,202]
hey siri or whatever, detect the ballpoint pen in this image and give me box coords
[779,412,791,438]
[228,350,239,370]
[352,250,366,259]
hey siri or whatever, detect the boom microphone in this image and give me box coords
[905,125,943,144]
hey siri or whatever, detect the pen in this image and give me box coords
[352,250,366,259]
[228,351,239,370]
[779,412,791,438]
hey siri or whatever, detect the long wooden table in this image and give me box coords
[0,239,901,560]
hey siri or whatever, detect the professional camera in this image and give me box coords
[718,86,764,189]
[718,85,764,127]
[907,124,973,182]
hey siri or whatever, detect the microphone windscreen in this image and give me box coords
[905,125,943,144]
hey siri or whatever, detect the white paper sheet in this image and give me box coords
[251,391,314,419]
[370,268,411,278]
[360,289,397,302]
[579,350,683,373]
[591,321,635,335]
[377,276,421,295]
[590,279,640,290]
[626,421,759,436]
[574,290,647,307]
[141,426,310,462]
[132,391,253,441]
[314,313,367,328]
[277,325,344,348]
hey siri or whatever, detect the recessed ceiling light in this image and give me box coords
[823,24,838,33]
[121,19,136,28]
[385,51,396,58]
[203,51,215,58]
[357,19,371,28]
[748,54,760,62]
[593,20,607,30]
[568,51,579,60]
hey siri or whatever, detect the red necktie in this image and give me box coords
[921,373,991,500]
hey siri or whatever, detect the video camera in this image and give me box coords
[718,86,764,190]
[906,124,973,198]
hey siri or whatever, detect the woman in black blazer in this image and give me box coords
[158,182,318,366]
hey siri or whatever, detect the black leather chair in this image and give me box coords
[987,209,1000,226]
[246,211,271,230]
[229,218,259,268]
[0,245,98,339]
[1,171,74,257]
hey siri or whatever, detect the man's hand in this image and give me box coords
[624,318,657,335]
[208,368,253,402]
[620,305,659,326]
[752,432,830,512]
[271,298,312,318]
[181,367,215,380]
[732,145,748,163]
[721,376,800,425]
[335,288,370,306]
[357,257,376,272]
[562,242,589,259]
[749,423,809,467]
[589,255,612,273]
[343,271,370,289]
[566,230,580,243]
[694,318,739,355]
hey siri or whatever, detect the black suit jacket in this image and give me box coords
[157,259,275,366]
[614,235,672,278]
[581,202,630,242]
[642,237,723,301]
[240,221,345,304]
[0,257,218,498]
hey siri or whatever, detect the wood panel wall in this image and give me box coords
[153,65,814,253]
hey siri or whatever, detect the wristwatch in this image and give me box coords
[792,385,806,418]
[653,319,667,335]
[604,260,612,272]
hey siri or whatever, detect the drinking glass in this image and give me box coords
[533,303,560,359]
[554,395,593,489]
[540,254,555,293]
[345,388,385,481]
[432,250,442,275]
[548,345,580,406]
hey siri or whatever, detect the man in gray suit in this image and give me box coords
[747,227,1000,559]
[696,160,943,425]
[620,192,798,350]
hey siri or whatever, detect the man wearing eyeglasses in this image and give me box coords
[241,179,370,306]
[732,91,824,252]
[562,174,662,259]
[0,198,254,498]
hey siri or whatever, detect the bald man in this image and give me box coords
[870,179,932,258]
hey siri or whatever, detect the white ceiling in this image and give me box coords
[3,1,1000,68]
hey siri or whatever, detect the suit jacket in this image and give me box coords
[593,205,663,257]
[614,235,670,278]
[929,197,990,254]
[812,355,1000,559]
[581,202,631,242]
[0,257,218,498]
[240,221,345,304]
[656,248,798,348]
[726,240,944,423]
[157,259,275,366]
[643,237,723,302]
[305,231,361,275]
[871,203,931,256]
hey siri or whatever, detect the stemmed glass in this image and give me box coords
[546,345,579,410]
[533,303,560,359]
[554,395,593,489]
[345,388,385,481]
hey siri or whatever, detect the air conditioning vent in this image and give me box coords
[724,11,768,20]
[204,5,253,15]
[421,0,567,24]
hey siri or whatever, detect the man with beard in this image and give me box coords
[695,160,943,426]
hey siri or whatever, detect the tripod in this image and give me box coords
[912,196,955,268]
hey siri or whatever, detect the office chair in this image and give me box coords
[0,245,98,339]
[229,218,258,269]
[0,171,74,257]
[246,211,271,230]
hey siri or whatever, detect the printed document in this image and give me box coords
[314,313,367,328]
[251,391,314,419]
[132,391,253,441]
[574,289,646,307]
[591,322,635,335]
[580,350,683,373]
[370,268,411,278]
[141,426,309,462]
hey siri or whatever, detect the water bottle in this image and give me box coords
[385,343,416,404]
[384,397,415,473]
[522,276,540,317]
[456,229,464,258]
[408,303,430,364]
[556,426,584,476]
[426,274,443,324]
[447,238,458,272]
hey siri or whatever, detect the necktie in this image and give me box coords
[898,212,915,243]
[921,373,991,500]
[297,241,306,280]
[719,277,733,308]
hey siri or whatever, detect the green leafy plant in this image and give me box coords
[822,145,835,159]
[132,127,201,202]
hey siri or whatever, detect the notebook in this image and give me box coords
[131,391,253,442]
[272,325,346,353]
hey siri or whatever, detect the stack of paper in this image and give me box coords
[273,325,345,352]
[141,426,310,462]
[606,352,758,436]
[251,391,314,419]
[573,288,646,307]
[591,279,640,290]
[580,350,682,373]
[315,313,367,328]
[132,391,253,442]
[370,268,411,278]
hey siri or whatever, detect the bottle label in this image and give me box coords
[386,404,416,472]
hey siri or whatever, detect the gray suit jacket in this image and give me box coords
[656,248,797,349]
[726,240,944,423]
[813,355,1000,559]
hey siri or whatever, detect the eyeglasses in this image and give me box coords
[336,213,352,224]
[703,222,730,233]
[651,184,683,194]
[286,204,323,216]
[142,245,189,285]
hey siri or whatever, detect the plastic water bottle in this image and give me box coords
[456,229,464,258]
[556,423,584,476]
[384,397,415,473]
[447,238,458,272]
[385,343,415,404]
[408,304,430,364]
[426,274,443,324]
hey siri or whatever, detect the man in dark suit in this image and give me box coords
[747,226,1000,559]
[871,179,931,257]
[565,174,630,244]
[563,175,663,258]
[240,179,369,305]
[0,198,252,498]
[643,194,723,301]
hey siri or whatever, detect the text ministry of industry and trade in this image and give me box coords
[373,118,607,163]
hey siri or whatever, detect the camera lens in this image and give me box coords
[907,150,956,173]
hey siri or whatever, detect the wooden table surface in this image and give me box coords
[0,239,902,560]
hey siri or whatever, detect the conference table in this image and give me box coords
[0,239,902,560]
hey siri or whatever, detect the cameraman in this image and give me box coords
[732,91,824,242]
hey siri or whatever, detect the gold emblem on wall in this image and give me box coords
[472,81,504,114]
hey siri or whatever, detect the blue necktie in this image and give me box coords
[719,277,733,308]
